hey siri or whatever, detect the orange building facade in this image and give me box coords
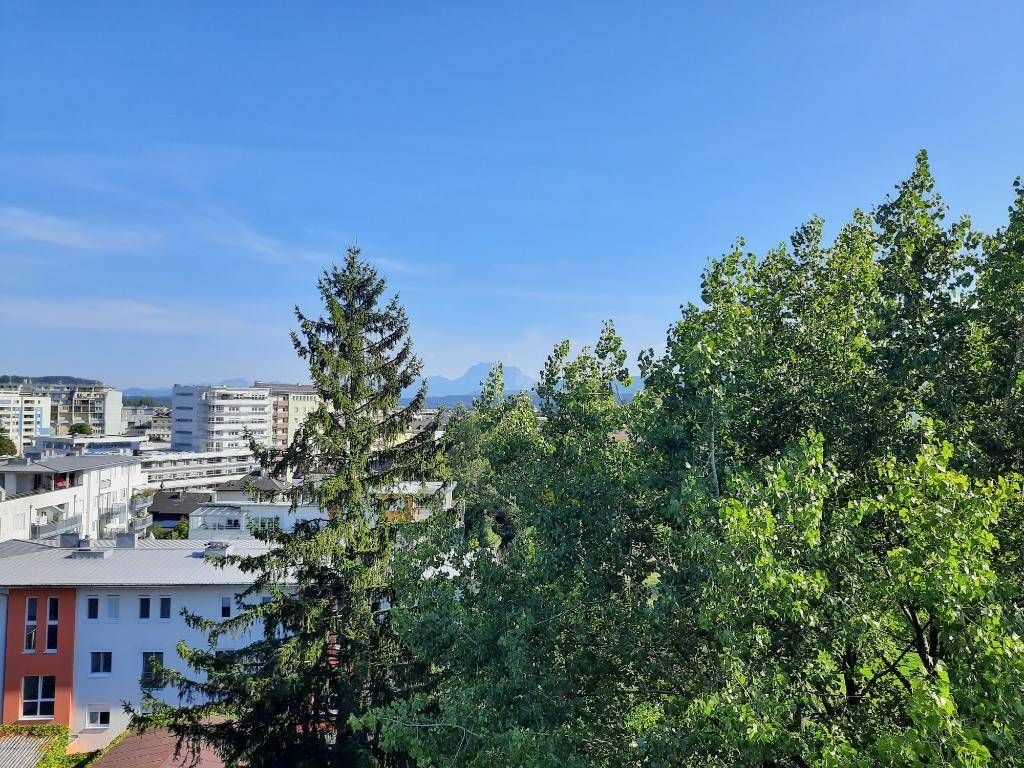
[3,587,77,728]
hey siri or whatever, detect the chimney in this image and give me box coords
[116,532,139,549]
[203,541,233,558]
[58,533,80,548]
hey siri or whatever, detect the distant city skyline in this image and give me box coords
[3,2,1023,387]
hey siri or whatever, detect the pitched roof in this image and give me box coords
[92,729,224,768]
[0,731,52,767]
[148,490,214,518]
[214,476,286,493]
[0,539,268,587]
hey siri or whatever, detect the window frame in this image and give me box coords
[44,597,59,652]
[106,594,120,622]
[141,651,165,689]
[86,704,111,729]
[220,596,232,618]
[85,595,100,622]
[24,597,37,653]
[21,675,56,719]
[158,595,172,621]
[89,650,113,677]
[138,595,151,621]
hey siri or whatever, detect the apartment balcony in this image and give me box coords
[31,513,83,540]
[130,494,153,512]
[99,506,129,538]
[130,513,153,532]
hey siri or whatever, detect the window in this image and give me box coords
[225,518,240,529]
[87,706,111,728]
[138,596,151,620]
[22,675,55,718]
[45,597,58,651]
[258,516,281,531]
[90,651,112,675]
[141,652,164,688]
[86,596,99,621]
[106,595,120,621]
[220,596,232,618]
[159,596,172,620]
[24,597,37,652]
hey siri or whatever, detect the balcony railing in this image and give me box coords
[99,507,129,537]
[130,514,153,531]
[31,514,83,540]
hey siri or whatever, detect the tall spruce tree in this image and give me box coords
[132,248,444,767]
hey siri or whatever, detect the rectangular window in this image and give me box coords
[24,597,37,652]
[225,518,240,529]
[107,595,120,621]
[90,651,112,675]
[138,596,151,620]
[86,596,99,621]
[159,596,171,620]
[87,706,111,728]
[220,596,232,618]
[45,597,58,651]
[258,516,280,531]
[21,675,55,718]
[141,652,164,688]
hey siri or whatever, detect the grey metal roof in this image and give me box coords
[0,540,51,559]
[0,732,50,767]
[0,539,269,587]
[35,454,141,473]
[0,454,141,475]
[190,505,243,517]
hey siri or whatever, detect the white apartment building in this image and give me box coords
[0,391,51,455]
[140,448,260,491]
[21,385,123,437]
[171,385,271,453]
[0,455,152,542]
[25,435,148,460]
[188,478,455,539]
[0,535,268,752]
[253,382,321,451]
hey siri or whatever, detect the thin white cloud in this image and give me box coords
[201,217,333,265]
[0,208,158,252]
[0,297,274,335]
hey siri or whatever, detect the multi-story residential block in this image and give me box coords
[139,448,259,491]
[171,386,270,453]
[188,478,454,539]
[24,434,148,460]
[0,456,152,542]
[122,407,171,444]
[253,382,320,451]
[22,385,123,437]
[0,391,51,455]
[0,535,267,752]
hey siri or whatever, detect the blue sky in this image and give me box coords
[1,2,1022,388]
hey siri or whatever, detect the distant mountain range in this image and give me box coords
[415,363,537,398]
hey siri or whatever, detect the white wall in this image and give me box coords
[72,584,260,752]
[0,462,144,542]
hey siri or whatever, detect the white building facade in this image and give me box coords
[21,385,123,437]
[0,391,51,455]
[0,536,267,752]
[171,385,271,453]
[140,448,260,491]
[0,456,151,542]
